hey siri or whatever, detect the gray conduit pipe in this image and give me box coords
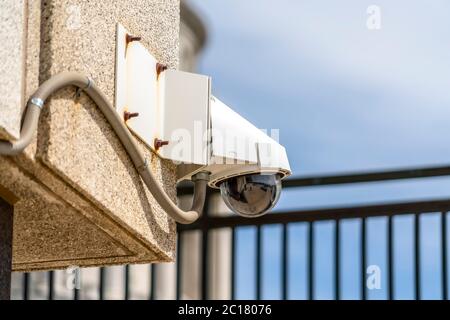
[0,72,208,224]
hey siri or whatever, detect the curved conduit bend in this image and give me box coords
[0,72,209,224]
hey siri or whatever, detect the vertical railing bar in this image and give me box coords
[73,267,80,301]
[176,232,182,300]
[201,191,211,300]
[99,267,105,300]
[150,264,156,300]
[48,271,54,300]
[231,227,236,300]
[23,273,29,300]
[415,213,421,300]
[0,198,13,300]
[124,265,130,300]
[308,222,314,300]
[442,212,448,300]
[387,215,394,300]
[335,219,340,300]
[256,225,262,300]
[282,223,288,300]
[361,217,366,300]
[73,267,80,300]
[201,228,209,300]
[73,286,79,300]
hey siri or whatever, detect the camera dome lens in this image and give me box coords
[219,174,282,217]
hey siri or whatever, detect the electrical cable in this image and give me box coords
[0,72,208,224]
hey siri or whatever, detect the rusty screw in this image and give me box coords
[154,138,169,150]
[124,111,139,122]
[156,63,168,77]
[126,34,142,46]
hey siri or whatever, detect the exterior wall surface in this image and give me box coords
[0,0,180,271]
[0,0,27,141]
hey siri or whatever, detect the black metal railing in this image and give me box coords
[12,164,450,300]
[177,165,450,300]
[178,199,450,300]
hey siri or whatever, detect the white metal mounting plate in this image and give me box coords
[115,23,210,165]
[157,70,211,165]
[115,23,159,151]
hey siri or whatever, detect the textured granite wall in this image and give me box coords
[0,0,27,141]
[0,0,180,271]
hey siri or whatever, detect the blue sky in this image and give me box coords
[188,0,450,299]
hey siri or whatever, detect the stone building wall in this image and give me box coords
[0,0,180,271]
[2,0,209,300]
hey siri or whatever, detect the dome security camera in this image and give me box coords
[176,96,291,217]
[114,23,291,218]
[219,173,282,217]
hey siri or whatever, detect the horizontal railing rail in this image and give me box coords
[178,198,450,231]
[177,164,450,195]
[282,165,450,188]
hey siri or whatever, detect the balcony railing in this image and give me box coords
[12,165,450,300]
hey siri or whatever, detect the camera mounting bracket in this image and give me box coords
[115,23,211,165]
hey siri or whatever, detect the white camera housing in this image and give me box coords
[115,24,291,216]
[181,95,291,186]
